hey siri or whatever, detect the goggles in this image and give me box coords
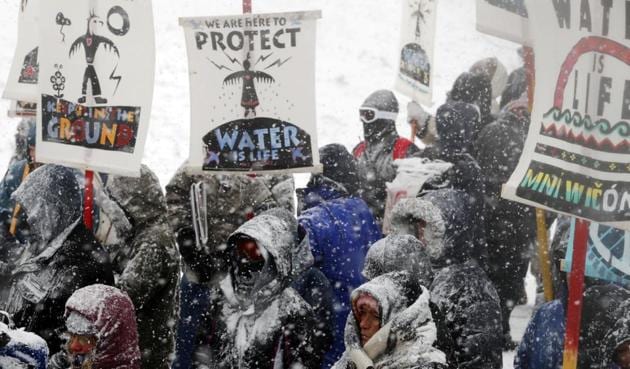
[359,107,398,123]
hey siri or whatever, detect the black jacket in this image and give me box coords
[5,224,114,354]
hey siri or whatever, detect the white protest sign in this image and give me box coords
[181,11,322,173]
[395,0,438,106]
[37,0,155,176]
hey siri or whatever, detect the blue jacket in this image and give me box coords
[298,180,382,369]
[515,300,565,369]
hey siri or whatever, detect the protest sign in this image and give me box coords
[36,0,155,176]
[502,1,630,229]
[565,219,630,286]
[180,11,321,173]
[3,0,41,102]
[395,0,438,106]
[476,0,529,45]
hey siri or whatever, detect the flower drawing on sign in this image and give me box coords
[50,65,66,98]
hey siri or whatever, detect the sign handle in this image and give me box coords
[523,46,555,301]
[561,218,589,369]
[536,209,555,301]
[84,170,94,230]
[243,0,251,14]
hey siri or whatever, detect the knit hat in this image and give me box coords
[318,143,360,195]
[361,90,399,115]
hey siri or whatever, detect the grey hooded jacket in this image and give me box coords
[213,209,322,369]
[105,165,181,369]
[332,272,446,369]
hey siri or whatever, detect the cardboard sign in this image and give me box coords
[3,0,41,102]
[476,0,529,45]
[180,11,322,173]
[36,0,155,176]
[565,219,630,286]
[395,0,438,106]
[502,1,630,229]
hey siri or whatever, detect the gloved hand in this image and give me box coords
[407,101,431,134]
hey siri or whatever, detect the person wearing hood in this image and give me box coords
[210,208,322,369]
[419,102,489,267]
[469,57,508,115]
[389,189,503,369]
[1,165,114,355]
[475,97,537,348]
[297,143,382,368]
[516,283,630,369]
[101,164,180,369]
[600,299,630,369]
[362,234,433,290]
[166,164,294,369]
[353,89,420,225]
[408,70,495,146]
[332,271,447,369]
[48,284,141,369]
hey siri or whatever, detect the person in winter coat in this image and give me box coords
[0,318,48,369]
[389,189,503,369]
[166,165,294,369]
[516,283,630,369]
[475,99,536,347]
[211,208,323,369]
[600,299,630,369]
[1,165,114,355]
[353,89,419,224]
[408,70,495,145]
[103,165,180,369]
[0,118,38,245]
[298,143,382,368]
[418,102,489,267]
[332,271,447,369]
[48,284,141,369]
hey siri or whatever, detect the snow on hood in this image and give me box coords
[224,208,314,308]
[362,234,433,288]
[105,164,167,229]
[64,284,141,369]
[390,198,446,262]
[12,164,82,244]
[339,272,445,368]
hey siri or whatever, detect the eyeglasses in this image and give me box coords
[359,107,398,123]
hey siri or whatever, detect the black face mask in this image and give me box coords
[363,119,397,145]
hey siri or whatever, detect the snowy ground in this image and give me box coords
[0,0,534,366]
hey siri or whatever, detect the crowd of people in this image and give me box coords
[1,52,630,369]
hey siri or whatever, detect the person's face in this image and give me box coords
[67,334,97,369]
[355,303,380,346]
[233,237,266,293]
[615,341,630,369]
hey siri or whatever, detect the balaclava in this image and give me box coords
[361,90,399,145]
